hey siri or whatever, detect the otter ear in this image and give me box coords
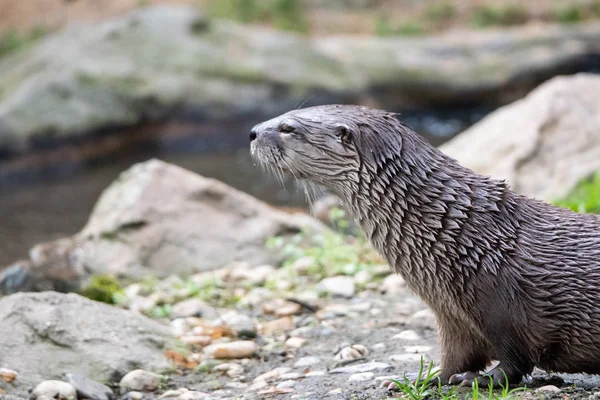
[334,124,352,144]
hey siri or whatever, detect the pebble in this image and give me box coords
[119,369,161,391]
[319,276,356,298]
[409,309,437,329]
[159,388,209,400]
[204,340,257,359]
[331,361,392,374]
[380,274,406,294]
[180,335,212,346]
[280,372,304,380]
[285,337,307,349]
[230,264,275,285]
[305,371,327,377]
[536,385,561,393]
[294,356,322,367]
[171,298,211,318]
[123,391,144,400]
[248,381,269,391]
[289,256,316,275]
[389,353,426,362]
[216,312,257,338]
[254,367,292,382]
[316,303,351,319]
[348,372,374,382]
[392,330,421,341]
[65,373,113,400]
[212,363,244,378]
[240,287,273,308]
[328,388,343,395]
[225,382,248,389]
[404,345,432,353]
[0,368,17,383]
[259,316,295,336]
[276,380,297,389]
[334,344,369,361]
[354,270,373,286]
[349,302,371,312]
[372,343,386,351]
[32,381,77,400]
[170,318,189,336]
[263,299,301,317]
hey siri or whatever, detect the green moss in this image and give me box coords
[80,275,125,304]
[553,4,585,24]
[554,172,600,214]
[470,5,528,28]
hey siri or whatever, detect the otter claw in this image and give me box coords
[449,371,481,385]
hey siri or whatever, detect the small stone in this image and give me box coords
[372,265,392,277]
[170,318,189,336]
[279,373,303,380]
[372,343,386,351]
[536,385,561,393]
[119,369,161,392]
[263,299,301,317]
[389,353,426,362]
[334,344,369,361]
[65,373,113,400]
[370,308,382,316]
[380,274,406,294]
[213,363,244,378]
[348,372,374,382]
[248,381,269,391]
[289,257,316,275]
[404,345,432,353]
[349,302,371,312]
[259,316,296,336]
[319,276,355,298]
[180,335,212,346]
[172,298,211,318]
[123,391,144,400]
[225,382,248,389]
[294,356,322,367]
[305,371,327,377]
[216,312,257,338]
[33,381,77,400]
[328,388,343,395]
[392,330,421,341]
[159,388,208,399]
[331,361,392,374]
[230,264,275,285]
[409,309,436,329]
[276,380,296,389]
[354,270,373,286]
[204,341,257,359]
[316,303,351,319]
[0,368,17,383]
[160,388,188,398]
[254,367,292,383]
[285,337,307,349]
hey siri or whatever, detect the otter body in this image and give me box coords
[250,105,600,386]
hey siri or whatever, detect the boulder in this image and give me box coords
[440,73,600,201]
[1,4,600,153]
[0,159,323,292]
[0,292,173,396]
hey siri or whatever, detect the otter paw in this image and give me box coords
[456,368,519,388]
[448,371,482,385]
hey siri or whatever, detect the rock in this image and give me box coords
[215,312,257,338]
[171,299,212,318]
[294,357,322,367]
[305,371,327,377]
[32,381,77,400]
[285,337,306,349]
[180,335,212,346]
[348,372,374,382]
[64,374,113,400]
[354,270,373,286]
[276,380,296,389]
[441,73,600,201]
[122,391,144,400]
[1,160,324,293]
[229,263,275,285]
[319,276,356,298]
[334,345,369,361]
[404,345,432,353]
[253,368,292,383]
[263,299,302,317]
[212,363,244,379]
[331,361,392,374]
[389,354,426,362]
[380,274,406,294]
[0,292,172,396]
[203,341,257,359]
[279,373,303,381]
[392,330,421,341]
[0,369,17,383]
[119,370,161,392]
[159,389,209,400]
[408,309,437,330]
[536,385,561,393]
[259,316,296,336]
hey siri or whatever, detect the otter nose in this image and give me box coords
[249,127,258,142]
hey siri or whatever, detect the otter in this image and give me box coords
[249,104,600,388]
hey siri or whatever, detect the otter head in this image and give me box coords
[249,104,404,196]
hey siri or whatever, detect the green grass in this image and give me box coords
[554,172,600,214]
[0,27,46,58]
[374,16,429,36]
[80,275,125,304]
[424,1,456,23]
[207,0,309,33]
[470,5,528,28]
[595,0,600,17]
[553,4,585,24]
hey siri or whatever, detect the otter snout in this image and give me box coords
[249,126,258,142]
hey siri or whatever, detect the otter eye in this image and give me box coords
[279,123,295,133]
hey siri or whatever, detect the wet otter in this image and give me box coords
[249,104,600,387]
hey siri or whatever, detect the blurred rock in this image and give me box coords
[171,299,212,319]
[203,341,257,359]
[334,344,369,361]
[331,361,392,374]
[441,73,600,201]
[319,276,355,298]
[32,381,76,400]
[380,274,406,294]
[64,374,113,400]
[119,370,161,392]
[0,160,324,293]
[294,357,322,367]
[0,292,172,396]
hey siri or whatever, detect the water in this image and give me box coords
[0,105,490,266]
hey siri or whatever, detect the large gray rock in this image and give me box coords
[0,159,323,292]
[1,4,600,153]
[0,292,173,396]
[440,73,600,201]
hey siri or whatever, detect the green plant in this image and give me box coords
[0,27,47,58]
[554,172,600,214]
[425,1,456,23]
[553,4,585,24]
[374,16,428,36]
[149,304,173,319]
[470,5,528,28]
[208,0,262,23]
[595,0,600,17]
[389,358,441,400]
[80,275,124,304]
[272,0,309,33]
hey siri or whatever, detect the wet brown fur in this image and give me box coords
[250,104,600,386]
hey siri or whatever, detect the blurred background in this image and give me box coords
[1,0,600,266]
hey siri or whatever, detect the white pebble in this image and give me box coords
[204,340,257,359]
[392,330,421,341]
[348,372,374,382]
[536,385,561,393]
[294,356,322,367]
[253,367,292,382]
[276,380,296,389]
[404,345,432,353]
[319,276,356,298]
[120,370,161,392]
[285,337,307,349]
[33,381,77,400]
[334,344,369,361]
